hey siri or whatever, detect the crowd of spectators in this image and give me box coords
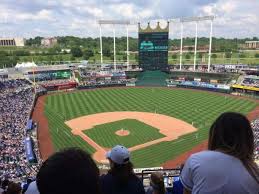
[0,79,41,183]
[251,119,259,161]
[242,76,259,87]
[0,79,258,194]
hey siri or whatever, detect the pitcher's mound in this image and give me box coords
[115,129,130,136]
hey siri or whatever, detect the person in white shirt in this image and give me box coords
[180,112,259,194]
[25,181,39,194]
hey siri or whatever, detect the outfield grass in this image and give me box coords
[84,119,165,148]
[44,88,257,167]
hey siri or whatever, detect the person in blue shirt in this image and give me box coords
[172,176,183,194]
[100,145,145,194]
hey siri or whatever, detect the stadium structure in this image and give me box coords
[0,16,258,192]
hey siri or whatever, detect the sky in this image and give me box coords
[0,0,258,38]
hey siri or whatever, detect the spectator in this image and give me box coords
[25,181,39,194]
[172,164,184,194]
[146,172,166,194]
[3,182,22,194]
[100,145,145,194]
[0,179,3,193]
[0,79,41,181]
[36,147,101,194]
[180,112,259,194]
[2,179,9,191]
[22,178,32,193]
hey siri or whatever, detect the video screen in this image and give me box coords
[139,32,169,71]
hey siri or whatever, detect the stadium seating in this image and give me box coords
[0,78,258,194]
[0,79,41,184]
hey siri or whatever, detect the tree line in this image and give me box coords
[0,36,258,68]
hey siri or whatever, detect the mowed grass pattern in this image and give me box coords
[44,88,257,167]
[84,119,165,148]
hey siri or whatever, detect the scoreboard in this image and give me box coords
[139,31,169,71]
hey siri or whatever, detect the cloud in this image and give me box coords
[0,0,258,38]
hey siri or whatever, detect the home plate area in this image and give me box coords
[65,111,197,163]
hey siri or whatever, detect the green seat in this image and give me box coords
[136,70,168,86]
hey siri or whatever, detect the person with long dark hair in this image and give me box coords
[100,145,145,194]
[146,172,166,194]
[180,112,259,194]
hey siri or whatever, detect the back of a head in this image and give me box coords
[5,182,22,194]
[2,179,10,190]
[150,172,165,194]
[36,147,101,194]
[110,161,135,184]
[208,112,259,183]
[208,112,254,160]
[107,145,135,184]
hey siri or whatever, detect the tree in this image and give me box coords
[70,56,75,61]
[134,54,138,61]
[212,54,217,59]
[225,52,232,58]
[83,49,94,60]
[185,54,191,60]
[239,53,246,58]
[71,47,83,57]
[122,55,127,62]
[171,54,177,59]
[255,53,259,58]
[25,36,43,46]
[13,50,30,56]
[0,56,19,68]
[103,46,111,57]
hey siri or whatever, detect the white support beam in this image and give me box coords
[113,25,116,71]
[99,24,103,64]
[179,22,183,70]
[194,22,198,71]
[208,20,213,72]
[126,25,129,70]
[98,20,130,25]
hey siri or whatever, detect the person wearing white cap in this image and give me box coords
[100,145,145,194]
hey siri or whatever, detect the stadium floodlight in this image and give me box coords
[98,20,132,70]
[168,15,215,72]
[98,20,131,25]
[180,16,215,23]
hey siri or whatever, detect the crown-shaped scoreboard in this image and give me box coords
[138,22,169,72]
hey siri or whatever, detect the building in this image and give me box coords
[0,38,25,47]
[244,41,259,49]
[41,37,58,47]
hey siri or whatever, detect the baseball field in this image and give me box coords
[37,87,257,167]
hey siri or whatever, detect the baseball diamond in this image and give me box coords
[37,87,257,167]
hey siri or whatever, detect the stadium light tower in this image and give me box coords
[99,24,103,64]
[98,20,131,71]
[180,22,183,70]
[170,16,215,71]
[208,19,213,72]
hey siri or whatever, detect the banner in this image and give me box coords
[25,137,36,163]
